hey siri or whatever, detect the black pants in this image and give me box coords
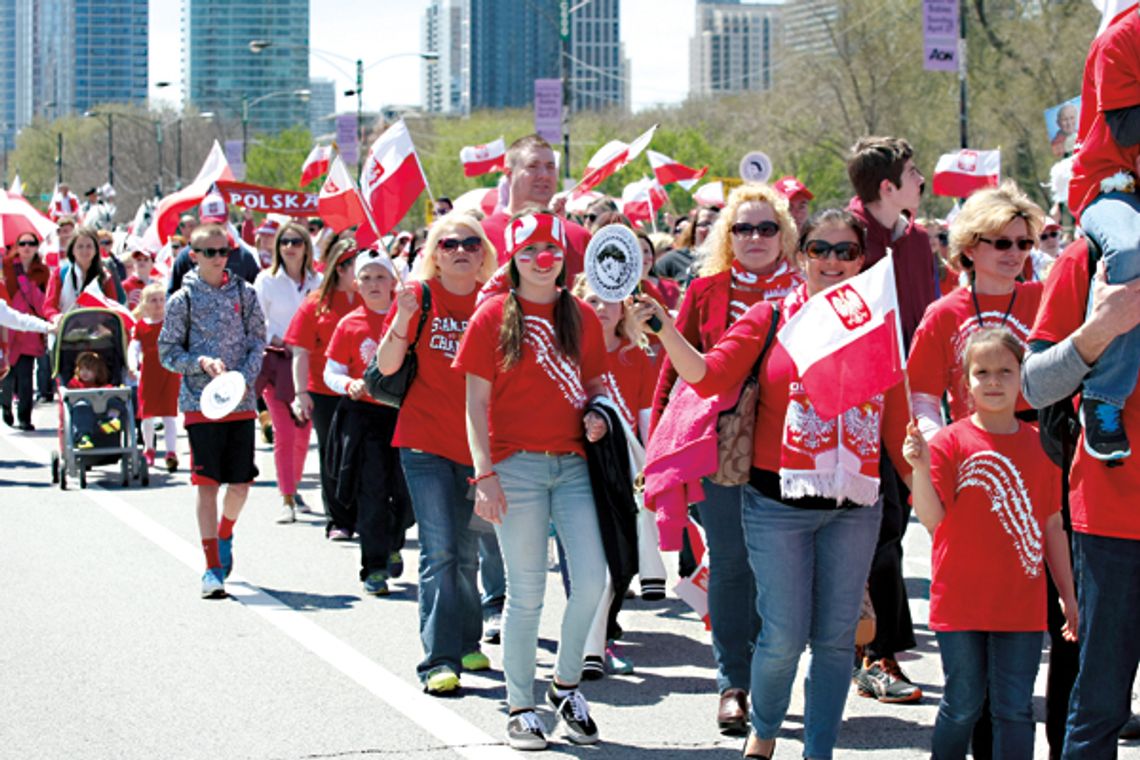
[351,401,412,580]
[866,460,917,660]
[36,349,52,401]
[2,355,36,426]
[310,392,351,534]
[1045,557,1080,759]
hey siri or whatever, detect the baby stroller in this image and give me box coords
[49,308,149,490]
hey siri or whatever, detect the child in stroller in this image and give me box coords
[67,351,126,449]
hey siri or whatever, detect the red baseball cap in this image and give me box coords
[773,176,814,202]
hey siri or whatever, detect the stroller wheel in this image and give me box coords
[60,467,68,490]
[51,452,60,484]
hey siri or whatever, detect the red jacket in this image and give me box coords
[43,267,120,320]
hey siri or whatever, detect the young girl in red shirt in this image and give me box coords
[903,327,1078,760]
[67,351,127,450]
[130,283,181,470]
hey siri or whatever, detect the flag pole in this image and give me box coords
[888,248,917,424]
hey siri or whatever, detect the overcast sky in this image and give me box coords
[148,0,699,114]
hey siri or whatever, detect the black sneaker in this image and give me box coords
[546,684,599,744]
[582,655,604,681]
[1081,398,1131,461]
[506,710,547,751]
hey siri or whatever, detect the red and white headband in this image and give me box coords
[506,213,566,257]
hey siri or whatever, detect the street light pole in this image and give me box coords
[107,112,114,188]
[242,95,249,165]
[560,0,571,184]
[56,131,63,185]
[356,58,364,180]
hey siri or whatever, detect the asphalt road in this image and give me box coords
[2,399,1138,759]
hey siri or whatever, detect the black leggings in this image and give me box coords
[2,355,36,425]
[310,391,351,534]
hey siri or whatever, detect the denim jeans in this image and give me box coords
[400,449,482,681]
[932,630,1042,760]
[1079,191,1140,408]
[478,529,506,614]
[741,487,882,760]
[695,480,757,694]
[495,452,606,709]
[1062,531,1140,758]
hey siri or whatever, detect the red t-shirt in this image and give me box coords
[928,418,1059,632]
[1068,10,1140,218]
[481,210,590,283]
[325,304,389,406]
[453,292,607,463]
[285,290,357,396]
[908,282,1043,421]
[1030,239,1140,539]
[384,280,478,465]
[600,340,654,436]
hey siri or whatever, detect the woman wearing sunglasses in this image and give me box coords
[638,208,912,760]
[2,232,51,430]
[908,183,1046,440]
[649,183,802,736]
[375,213,498,695]
[284,238,358,540]
[254,221,322,524]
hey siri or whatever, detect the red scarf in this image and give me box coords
[728,259,803,324]
[778,283,884,506]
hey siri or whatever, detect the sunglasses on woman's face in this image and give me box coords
[803,240,863,262]
[438,236,483,252]
[16,239,39,247]
[279,237,306,247]
[978,236,1035,252]
[731,221,780,239]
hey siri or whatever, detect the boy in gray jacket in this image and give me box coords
[159,223,267,598]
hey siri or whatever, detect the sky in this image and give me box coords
[148,0,699,115]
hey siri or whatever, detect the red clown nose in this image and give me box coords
[535,250,557,269]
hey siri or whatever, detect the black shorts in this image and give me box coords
[187,419,259,486]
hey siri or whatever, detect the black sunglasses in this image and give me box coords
[279,237,306,247]
[731,221,780,238]
[16,239,39,247]
[192,247,230,259]
[1040,230,1061,240]
[803,240,863,262]
[439,236,483,252]
[937,232,949,245]
[978,236,1035,252]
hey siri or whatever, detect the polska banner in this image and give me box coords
[216,181,319,216]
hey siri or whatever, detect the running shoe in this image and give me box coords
[99,417,122,434]
[605,641,634,675]
[484,611,503,644]
[388,551,404,579]
[363,570,390,596]
[77,435,94,450]
[201,568,226,599]
[506,710,547,751]
[853,657,923,703]
[276,496,296,524]
[461,651,490,672]
[424,665,460,695]
[328,527,353,541]
[219,536,233,579]
[546,684,599,744]
[1081,398,1131,461]
[165,453,178,472]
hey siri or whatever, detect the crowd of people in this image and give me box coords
[5,17,1140,756]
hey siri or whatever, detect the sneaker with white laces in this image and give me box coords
[853,657,923,703]
[201,568,226,599]
[546,684,599,744]
[506,710,547,751]
[1081,398,1131,461]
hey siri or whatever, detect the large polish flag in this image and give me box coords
[647,150,708,191]
[360,120,428,236]
[572,124,657,198]
[777,254,905,419]
[154,142,235,242]
[931,149,1001,199]
[621,177,668,225]
[460,137,506,177]
[300,144,333,187]
[318,155,369,233]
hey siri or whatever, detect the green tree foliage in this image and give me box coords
[246,125,313,190]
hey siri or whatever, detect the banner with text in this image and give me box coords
[534,79,563,146]
[216,181,319,216]
[336,113,359,167]
[923,0,959,72]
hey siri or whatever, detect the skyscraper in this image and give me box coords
[309,78,335,138]
[690,0,782,97]
[566,0,626,112]
[0,0,35,155]
[183,0,309,137]
[783,0,841,55]
[73,0,148,111]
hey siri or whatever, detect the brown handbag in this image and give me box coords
[710,305,779,486]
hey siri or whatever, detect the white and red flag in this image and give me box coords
[647,150,708,191]
[776,254,905,419]
[932,149,1001,198]
[318,155,369,233]
[572,124,658,198]
[154,141,236,242]
[359,120,428,236]
[299,144,333,187]
[460,137,507,177]
[77,282,137,332]
[621,178,668,225]
[1095,0,1138,36]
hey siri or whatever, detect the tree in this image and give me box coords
[246,126,313,190]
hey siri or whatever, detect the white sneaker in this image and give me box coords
[506,710,547,751]
[276,502,296,524]
[200,568,225,599]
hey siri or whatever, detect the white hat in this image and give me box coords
[353,248,398,280]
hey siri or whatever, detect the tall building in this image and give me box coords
[783,0,840,55]
[690,0,782,97]
[423,0,626,115]
[309,78,335,138]
[0,0,35,154]
[73,0,148,110]
[183,0,309,137]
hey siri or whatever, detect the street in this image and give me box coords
[2,400,1137,760]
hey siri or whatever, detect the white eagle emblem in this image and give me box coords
[843,401,882,456]
[786,399,835,450]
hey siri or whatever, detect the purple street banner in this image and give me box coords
[336,113,359,167]
[534,78,563,146]
[923,0,959,72]
[224,139,245,181]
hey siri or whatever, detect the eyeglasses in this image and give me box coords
[279,237,306,247]
[1040,230,1061,240]
[731,221,780,239]
[16,239,39,247]
[192,247,230,259]
[438,236,483,252]
[978,236,1035,252]
[936,232,949,245]
[803,240,863,262]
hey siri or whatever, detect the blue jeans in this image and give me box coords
[695,480,758,693]
[1079,191,1140,408]
[933,630,1042,760]
[478,529,506,614]
[1062,531,1140,758]
[495,452,606,709]
[741,487,882,760]
[399,449,482,681]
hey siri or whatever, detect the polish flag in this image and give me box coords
[154,142,236,242]
[77,283,137,333]
[460,137,507,177]
[1095,0,1138,36]
[647,150,708,191]
[776,254,905,419]
[359,120,428,236]
[572,124,658,198]
[300,144,333,187]
[621,178,668,225]
[693,181,725,208]
[318,155,369,233]
[932,149,1001,198]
